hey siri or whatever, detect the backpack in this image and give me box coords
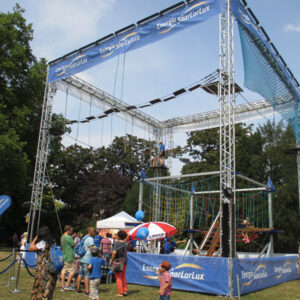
[47,246,64,275]
[74,236,88,257]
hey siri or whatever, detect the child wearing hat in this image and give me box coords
[87,247,105,300]
[157,261,172,300]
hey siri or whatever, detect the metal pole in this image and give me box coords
[297,150,300,214]
[189,194,194,255]
[10,255,22,293]
[146,171,221,182]
[144,180,191,195]
[6,248,16,286]
[267,192,274,256]
[138,182,143,211]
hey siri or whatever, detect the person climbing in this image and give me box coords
[159,142,165,166]
[151,144,158,167]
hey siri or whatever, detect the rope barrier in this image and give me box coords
[0,253,12,262]
[0,259,17,275]
[22,259,35,278]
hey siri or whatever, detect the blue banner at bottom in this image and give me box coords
[126,253,229,296]
[233,255,300,296]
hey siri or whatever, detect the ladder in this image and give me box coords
[199,212,220,256]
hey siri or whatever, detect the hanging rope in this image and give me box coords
[75,92,82,142]
[111,54,121,144]
[45,170,63,236]
[88,94,92,146]
[22,258,35,277]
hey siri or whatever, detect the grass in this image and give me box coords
[0,251,300,299]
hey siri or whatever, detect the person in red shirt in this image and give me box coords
[157,261,172,300]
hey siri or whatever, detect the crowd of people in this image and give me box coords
[27,225,132,299]
[15,224,181,300]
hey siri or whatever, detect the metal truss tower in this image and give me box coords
[219,0,236,260]
[27,71,56,242]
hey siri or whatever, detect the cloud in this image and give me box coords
[28,0,116,59]
[284,23,300,33]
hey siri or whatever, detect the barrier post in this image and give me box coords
[10,255,22,293]
[6,248,16,286]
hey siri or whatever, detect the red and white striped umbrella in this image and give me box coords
[129,222,177,240]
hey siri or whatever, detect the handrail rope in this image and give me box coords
[46,169,63,236]
[0,258,17,275]
[0,253,13,262]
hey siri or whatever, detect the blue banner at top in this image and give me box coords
[48,0,225,83]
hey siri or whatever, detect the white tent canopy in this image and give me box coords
[96,211,139,229]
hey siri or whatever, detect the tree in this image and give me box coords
[46,135,154,232]
[0,5,47,240]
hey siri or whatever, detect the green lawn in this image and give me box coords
[0,251,300,299]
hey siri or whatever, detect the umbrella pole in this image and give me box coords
[138,182,143,211]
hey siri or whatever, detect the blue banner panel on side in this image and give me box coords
[233,256,300,296]
[0,195,11,216]
[48,0,225,83]
[126,253,229,296]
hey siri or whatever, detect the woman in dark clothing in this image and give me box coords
[29,226,58,300]
[110,230,128,297]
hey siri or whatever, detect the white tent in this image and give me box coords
[96,211,139,229]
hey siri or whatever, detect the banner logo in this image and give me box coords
[175,263,202,270]
[55,54,88,77]
[274,261,292,279]
[142,262,204,281]
[100,32,140,58]
[239,8,251,25]
[158,1,209,34]
[242,264,268,286]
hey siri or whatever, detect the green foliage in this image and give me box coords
[47,135,153,232]
[0,5,47,239]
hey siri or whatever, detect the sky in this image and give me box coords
[1,0,300,174]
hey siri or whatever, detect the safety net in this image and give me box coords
[238,21,300,143]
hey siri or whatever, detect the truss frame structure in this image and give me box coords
[28,1,293,254]
[27,70,56,242]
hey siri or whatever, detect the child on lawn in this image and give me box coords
[157,261,172,300]
[88,247,105,300]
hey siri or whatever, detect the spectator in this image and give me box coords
[87,247,105,300]
[76,227,95,296]
[72,229,80,287]
[157,261,172,300]
[13,233,19,248]
[94,231,103,248]
[100,232,112,265]
[20,232,27,262]
[110,230,128,297]
[29,226,57,300]
[60,225,76,291]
